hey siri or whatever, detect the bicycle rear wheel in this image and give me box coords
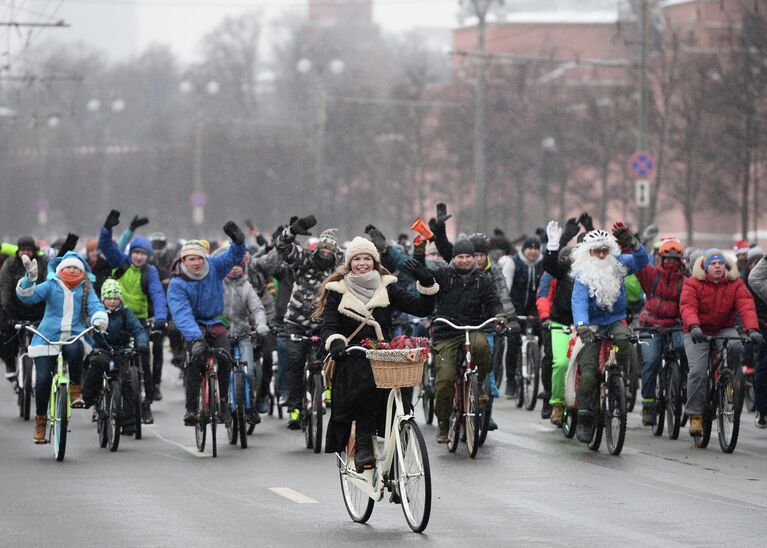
[652,367,665,437]
[478,385,492,447]
[465,375,481,458]
[626,344,640,412]
[666,361,682,440]
[525,343,540,411]
[236,372,247,449]
[717,373,740,453]
[398,418,431,533]
[562,407,577,438]
[108,380,121,452]
[311,374,323,454]
[53,384,68,462]
[339,453,374,523]
[605,374,627,456]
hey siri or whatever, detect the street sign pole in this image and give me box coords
[629,152,655,233]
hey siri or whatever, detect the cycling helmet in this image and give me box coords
[582,229,612,246]
[658,238,684,258]
[101,278,122,301]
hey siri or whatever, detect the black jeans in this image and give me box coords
[34,342,84,417]
[257,333,275,400]
[184,331,231,412]
[82,350,135,423]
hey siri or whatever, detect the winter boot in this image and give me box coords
[688,415,703,437]
[354,435,376,473]
[755,411,767,429]
[541,400,553,420]
[141,401,154,424]
[153,384,163,402]
[550,404,564,426]
[33,415,46,444]
[576,410,595,443]
[184,409,198,426]
[436,420,449,443]
[70,384,84,408]
[641,406,656,426]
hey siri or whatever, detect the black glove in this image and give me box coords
[578,212,594,232]
[612,222,638,250]
[255,234,267,247]
[57,233,79,257]
[403,259,434,286]
[412,238,426,264]
[104,209,121,230]
[560,217,580,247]
[153,320,167,333]
[435,202,452,225]
[329,339,346,360]
[364,225,387,253]
[535,227,548,244]
[506,321,521,335]
[223,221,245,245]
[577,325,595,344]
[690,325,706,344]
[289,215,317,236]
[191,338,209,358]
[271,225,284,243]
[748,330,765,346]
[129,215,149,232]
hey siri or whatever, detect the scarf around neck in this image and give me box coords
[344,271,382,305]
[59,270,85,289]
[181,259,210,281]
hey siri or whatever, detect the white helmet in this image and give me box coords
[582,229,612,246]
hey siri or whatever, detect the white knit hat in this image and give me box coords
[344,236,380,267]
[56,256,85,274]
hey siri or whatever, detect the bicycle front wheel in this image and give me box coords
[53,384,68,462]
[562,407,577,438]
[525,343,540,411]
[626,344,640,412]
[339,453,374,523]
[666,361,682,440]
[195,377,207,453]
[652,367,665,437]
[236,372,248,449]
[717,373,740,453]
[465,374,481,458]
[227,375,238,446]
[21,356,33,421]
[209,375,218,458]
[108,380,121,452]
[588,385,603,452]
[605,374,627,456]
[398,418,431,533]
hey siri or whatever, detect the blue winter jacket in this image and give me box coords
[571,244,650,327]
[16,251,108,357]
[166,241,246,342]
[93,305,149,351]
[98,227,167,321]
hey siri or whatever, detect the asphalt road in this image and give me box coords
[1,358,766,547]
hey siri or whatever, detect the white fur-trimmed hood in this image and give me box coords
[325,274,397,341]
[691,254,739,282]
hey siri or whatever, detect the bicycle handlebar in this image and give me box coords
[704,336,749,343]
[17,324,95,347]
[433,317,498,331]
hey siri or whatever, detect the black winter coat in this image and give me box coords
[320,274,437,453]
[0,254,48,322]
[429,265,501,341]
[542,250,574,325]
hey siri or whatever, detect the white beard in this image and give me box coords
[570,252,627,310]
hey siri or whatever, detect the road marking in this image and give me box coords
[150,429,212,458]
[268,487,318,504]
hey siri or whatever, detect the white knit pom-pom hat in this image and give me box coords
[344,236,380,267]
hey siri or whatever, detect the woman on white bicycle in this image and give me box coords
[16,251,108,443]
[316,237,438,472]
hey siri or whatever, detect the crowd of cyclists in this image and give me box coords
[2,203,767,470]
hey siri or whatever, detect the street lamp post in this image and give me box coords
[297,58,344,214]
[541,136,557,219]
[180,79,219,226]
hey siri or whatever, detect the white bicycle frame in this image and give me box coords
[14,326,35,391]
[517,316,539,384]
[336,385,417,501]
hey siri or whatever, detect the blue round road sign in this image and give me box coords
[628,151,656,179]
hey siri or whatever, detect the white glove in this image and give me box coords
[93,317,108,333]
[256,324,270,336]
[546,221,561,252]
[21,255,38,281]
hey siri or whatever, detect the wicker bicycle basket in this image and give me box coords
[367,348,427,388]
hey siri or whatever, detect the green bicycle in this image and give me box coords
[18,324,95,462]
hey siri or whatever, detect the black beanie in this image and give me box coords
[16,236,37,253]
[453,239,475,256]
[522,236,541,250]
[469,234,489,254]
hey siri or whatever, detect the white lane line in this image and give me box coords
[150,429,212,458]
[268,487,318,504]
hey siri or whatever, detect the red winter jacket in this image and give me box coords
[679,256,759,335]
[636,263,686,328]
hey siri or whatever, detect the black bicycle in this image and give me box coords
[637,326,685,439]
[292,333,325,453]
[94,351,125,452]
[692,336,746,453]
[514,316,541,411]
[13,321,36,421]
